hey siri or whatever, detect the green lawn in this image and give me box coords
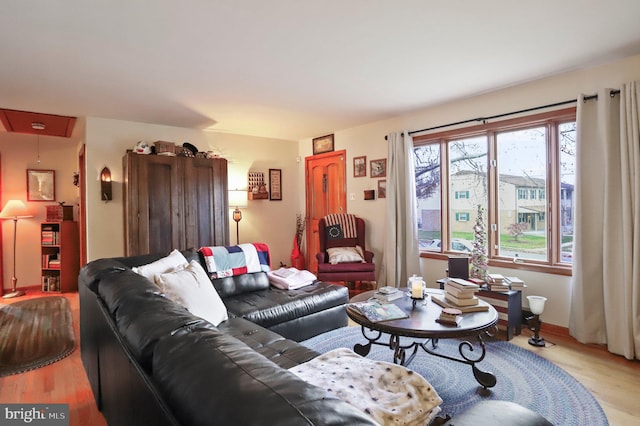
[419,229,573,251]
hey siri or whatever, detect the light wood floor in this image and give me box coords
[1,292,638,425]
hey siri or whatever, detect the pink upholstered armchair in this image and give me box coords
[316,214,375,295]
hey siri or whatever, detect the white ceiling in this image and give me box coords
[2,1,640,141]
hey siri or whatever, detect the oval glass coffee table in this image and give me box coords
[347,288,499,388]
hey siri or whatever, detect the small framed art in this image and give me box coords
[378,180,387,198]
[269,168,282,201]
[370,158,387,178]
[27,169,56,201]
[312,134,334,155]
[353,156,366,177]
[364,189,376,200]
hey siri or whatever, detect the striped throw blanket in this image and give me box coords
[199,243,271,279]
[324,213,358,239]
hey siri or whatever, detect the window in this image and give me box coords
[413,107,576,271]
[456,212,470,222]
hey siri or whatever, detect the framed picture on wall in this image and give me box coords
[378,180,387,198]
[353,156,366,177]
[27,169,56,201]
[370,158,387,178]
[312,134,334,155]
[269,168,282,200]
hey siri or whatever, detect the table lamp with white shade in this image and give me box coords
[1,200,33,299]
[526,295,547,347]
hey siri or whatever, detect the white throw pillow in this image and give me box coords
[327,246,365,264]
[153,260,228,326]
[132,249,189,280]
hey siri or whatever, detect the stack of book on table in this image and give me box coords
[504,276,526,291]
[486,273,510,291]
[436,307,463,326]
[444,278,480,306]
[431,279,489,313]
[371,286,404,302]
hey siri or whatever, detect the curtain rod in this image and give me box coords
[386,89,620,139]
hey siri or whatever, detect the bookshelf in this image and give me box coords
[41,221,80,293]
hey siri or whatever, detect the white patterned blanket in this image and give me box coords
[289,348,442,425]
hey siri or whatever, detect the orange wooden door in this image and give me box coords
[305,150,347,273]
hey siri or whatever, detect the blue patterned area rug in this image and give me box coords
[302,327,608,426]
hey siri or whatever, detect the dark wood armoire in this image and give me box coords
[123,152,229,256]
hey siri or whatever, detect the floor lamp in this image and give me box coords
[1,200,33,299]
[228,189,248,245]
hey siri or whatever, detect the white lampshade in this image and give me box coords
[228,189,248,209]
[527,295,547,315]
[0,200,32,219]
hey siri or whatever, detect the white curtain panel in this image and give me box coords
[379,132,420,287]
[570,81,640,360]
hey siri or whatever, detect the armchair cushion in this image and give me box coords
[327,246,365,264]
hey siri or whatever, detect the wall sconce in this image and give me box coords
[100,167,112,201]
[526,295,548,347]
[228,189,248,245]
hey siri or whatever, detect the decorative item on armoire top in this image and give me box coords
[133,140,153,154]
[370,158,387,178]
[27,169,55,202]
[154,141,176,156]
[353,156,366,177]
[312,134,334,155]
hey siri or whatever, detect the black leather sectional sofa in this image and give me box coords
[79,249,378,426]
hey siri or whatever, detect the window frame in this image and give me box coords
[413,107,576,276]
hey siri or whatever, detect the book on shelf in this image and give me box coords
[372,289,404,302]
[349,301,409,323]
[431,295,489,313]
[443,283,477,298]
[446,278,480,290]
[444,292,479,306]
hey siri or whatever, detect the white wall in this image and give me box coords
[0,131,81,292]
[298,54,640,328]
[84,118,300,266]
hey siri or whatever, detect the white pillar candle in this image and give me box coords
[411,280,423,298]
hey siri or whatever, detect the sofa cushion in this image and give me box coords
[152,328,378,426]
[154,260,228,326]
[223,282,349,330]
[218,317,318,369]
[132,249,189,280]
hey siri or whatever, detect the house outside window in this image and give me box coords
[413,107,576,272]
